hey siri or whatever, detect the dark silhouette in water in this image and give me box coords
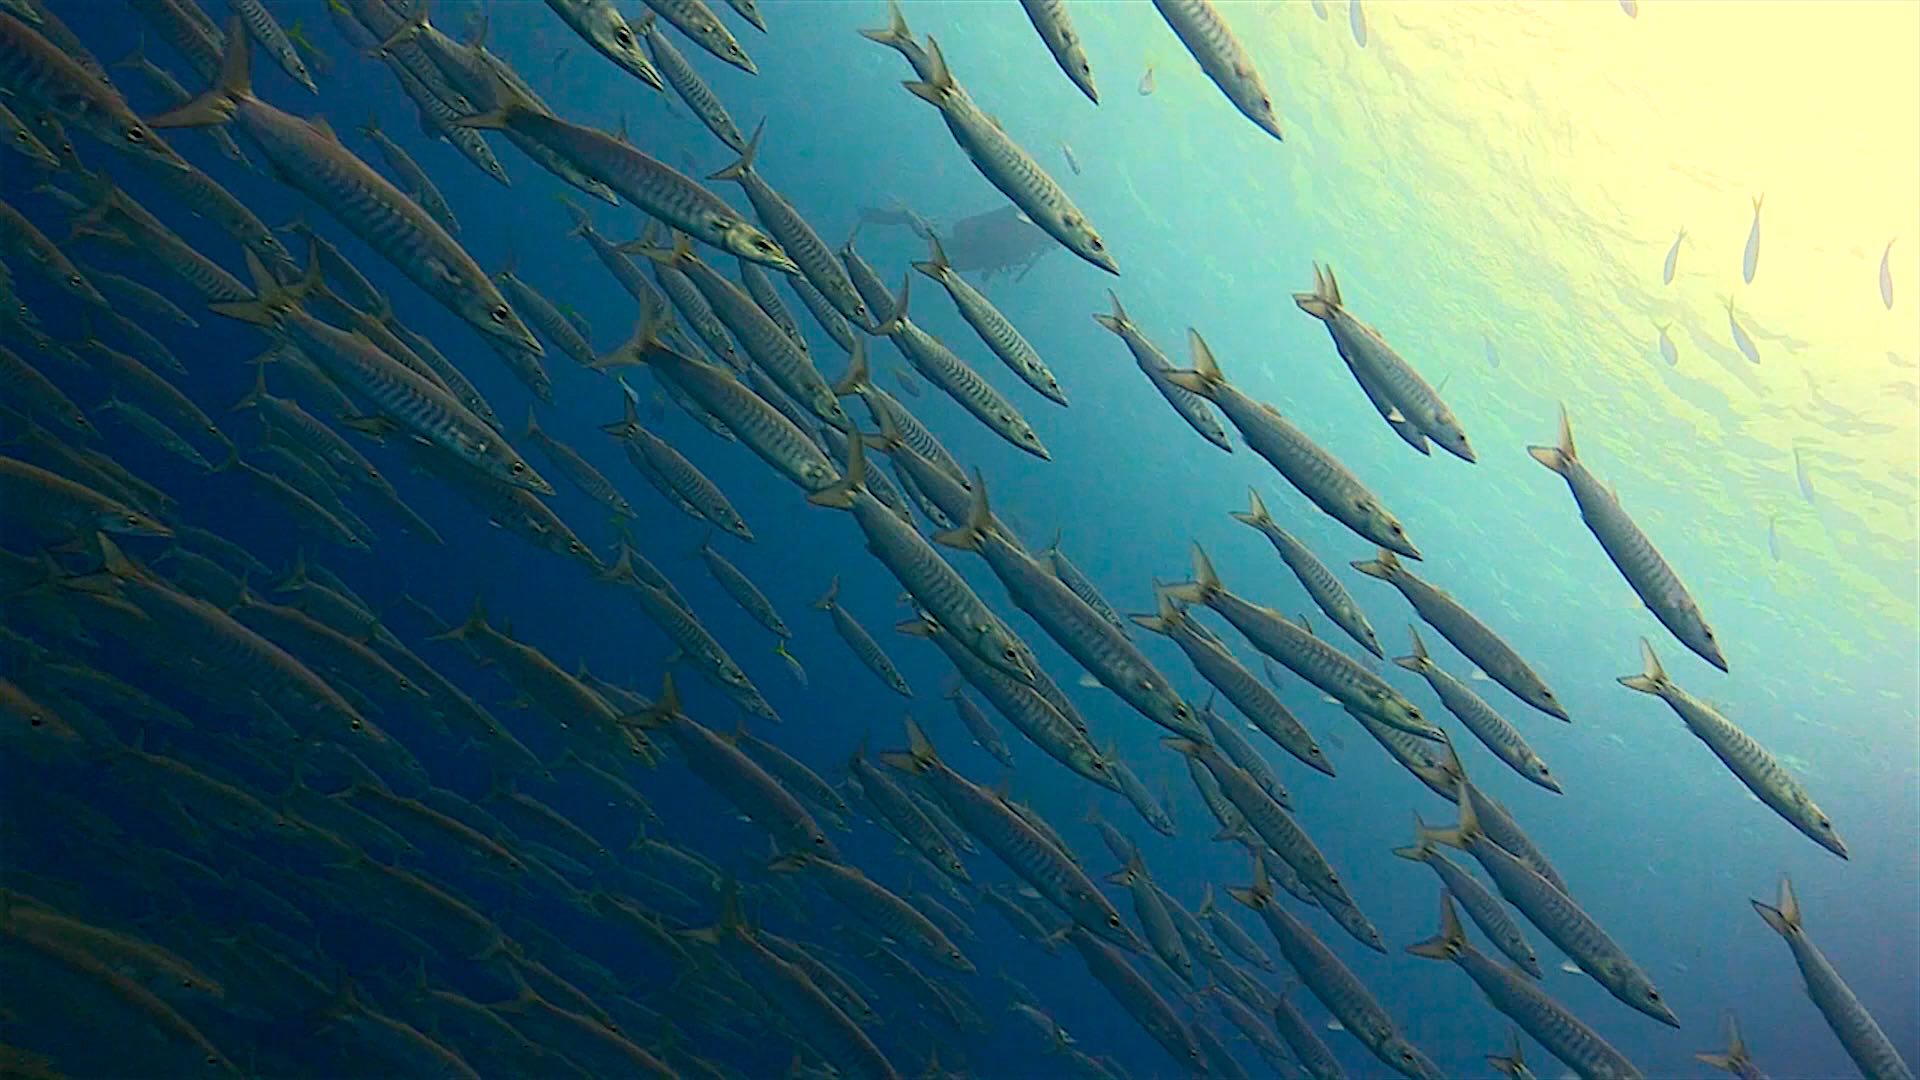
[859,201,1057,282]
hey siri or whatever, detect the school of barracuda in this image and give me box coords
[0,0,1909,1078]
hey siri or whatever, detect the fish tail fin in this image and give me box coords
[1197,882,1217,916]
[806,418,867,511]
[1751,874,1799,937]
[911,232,951,280]
[1091,290,1131,335]
[148,17,249,129]
[1349,547,1399,580]
[1527,403,1575,473]
[1406,889,1464,960]
[1291,261,1338,320]
[371,2,429,54]
[228,365,269,412]
[1392,623,1430,672]
[1162,541,1220,607]
[707,118,764,182]
[1486,1028,1529,1078]
[873,272,912,336]
[1229,486,1272,530]
[1393,813,1436,861]
[94,533,137,580]
[1160,737,1204,760]
[810,576,840,610]
[426,596,489,644]
[111,34,148,71]
[831,337,873,398]
[616,673,684,732]
[1695,1011,1750,1074]
[858,0,915,50]
[930,469,991,552]
[1617,636,1668,694]
[1227,854,1274,910]
[522,405,540,440]
[879,714,937,774]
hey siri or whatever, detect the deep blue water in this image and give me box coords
[2,2,1915,1078]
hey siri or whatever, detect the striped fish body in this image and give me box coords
[1208,382,1415,556]
[573,224,665,311]
[1151,0,1283,140]
[226,99,537,353]
[1198,895,1273,973]
[905,43,1115,274]
[627,580,765,708]
[863,392,968,489]
[826,601,912,696]
[1199,703,1293,809]
[1067,930,1202,1071]
[1213,982,1294,1068]
[543,0,662,90]
[385,56,507,185]
[842,241,897,324]
[722,162,868,326]
[1359,556,1566,722]
[1763,909,1911,1079]
[1094,305,1232,449]
[1464,828,1675,1028]
[1450,943,1644,1079]
[739,259,807,352]
[1270,989,1345,1080]
[0,201,105,307]
[947,689,1009,761]
[1110,756,1177,836]
[1207,588,1436,738]
[613,415,752,541]
[1,11,190,172]
[789,273,857,352]
[101,197,251,302]
[699,543,787,636]
[230,0,314,91]
[676,251,848,428]
[1402,845,1541,977]
[736,731,850,820]
[1402,654,1558,793]
[1043,543,1123,630]
[819,426,911,523]
[234,598,419,705]
[143,162,297,276]
[102,398,209,469]
[1463,781,1571,895]
[1111,862,1193,983]
[127,0,222,80]
[1151,609,1329,775]
[851,753,969,882]
[526,429,632,517]
[1235,508,1381,657]
[638,0,755,73]
[648,255,742,367]
[639,345,837,492]
[1018,0,1097,104]
[1547,450,1723,671]
[365,126,458,232]
[849,493,1021,678]
[888,317,1049,458]
[1321,306,1469,460]
[1238,888,1439,1079]
[649,706,832,852]
[641,18,743,150]
[279,312,549,494]
[497,272,593,366]
[386,320,500,431]
[920,257,1065,403]
[789,856,967,968]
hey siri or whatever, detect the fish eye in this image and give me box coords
[1090,238,1105,251]
[1106,913,1121,927]
[67,274,82,288]
[28,712,44,727]
[614,26,633,45]
[489,306,509,323]
[1647,990,1661,1000]
[123,513,140,527]
[125,127,145,143]
[511,461,526,474]
[813,833,828,846]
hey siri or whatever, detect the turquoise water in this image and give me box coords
[2,1,1914,1077]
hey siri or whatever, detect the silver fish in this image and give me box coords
[1152,0,1283,140]
[914,232,1065,404]
[1751,876,1910,1080]
[639,12,743,151]
[543,0,663,91]
[1395,625,1560,794]
[1233,486,1382,658]
[638,0,755,74]
[1018,0,1097,104]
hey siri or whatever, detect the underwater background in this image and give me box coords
[1,1,1915,1077]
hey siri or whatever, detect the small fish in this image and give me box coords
[1137,65,1154,95]
[774,640,807,686]
[1792,445,1815,505]
[1742,195,1762,284]
[1311,0,1328,18]
[1663,228,1685,284]
[1620,0,1638,16]
[1483,334,1499,368]
[1767,516,1780,562]
[1880,239,1895,310]
[1726,297,1760,364]
[1657,322,1678,366]
[1348,0,1367,47]
[1061,141,1081,175]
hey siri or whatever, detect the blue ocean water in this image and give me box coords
[2,1,1915,1078]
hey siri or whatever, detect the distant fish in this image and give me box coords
[1348,0,1367,46]
[1620,0,1637,16]
[1311,0,1327,18]
[1792,446,1815,505]
[1482,334,1499,368]
[1657,322,1678,367]
[1137,65,1155,95]
[1061,141,1081,175]
[1663,228,1685,284]
[1767,516,1780,562]
[1743,195,1763,284]
[1726,298,1760,364]
[775,640,807,686]
[892,367,923,398]
[1880,239,1895,309]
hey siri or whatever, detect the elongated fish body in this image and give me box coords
[1230,858,1442,1079]
[639,14,743,151]
[790,273,857,353]
[521,416,632,519]
[1458,777,1571,896]
[1409,893,1643,1080]
[1137,595,1332,776]
[0,200,105,307]
[946,687,1010,763]
[1196,885,1273,973]
[229,0,314,91]
[233,593,423,706]
[1098,288,1228,447]
[813,578,911,696]
[129,0,222,81]
[1619,641,1844,857]
[384,53,507,186]
[89,191,252,303]
[1294,265,1470,460]
[841,237,899,325]
[1152,0,1283,140]
[361,118,457,233]
[91,342,222,447]
[1018,0,1097,104]
[943,483,1199,738]
[778,854,971,970]
[1752,877,1911,1080]
[1068,929,1202,1072]
[1352,705,1468,803]
[639,0,755,73]
[884,719,1139,952]
[914,233,1065,403]
[1176,545,1438,739]
[606,411,749,539]
[1529,409,1727,672]
[850,749,970,883]
[1036,533,1123,633]
[631,579,771,717]
[19,0,108,83]
[882,277,1050,459]
[0,11,191,172]
[819,424,912,524]
[1353,549,1566,721]
[1663,228,1685,284]
[381,319,498,432]
[0,97,59,166]
[1232,488,1381,658]
[1170,331,1419,557]
[739,258,807,352]
[652,241,849,429]
[1429,795,1678,1028]
[1108,755,1177,837]
[1199,702,1293,809]
[102,396,211,469]
[713,924,901,1080]
[709,130,869,328]
[85,268,196,327]
[735,728,850,824]
[1743,195,1762,284]
[901,613,1109,789]
[610,326,838,492]
[150,162,296,275]
[1394,835,1541,978]
[1395,626,1560,792]
[1,344,92,436]
[1271,986,1345,1080]
[903,39,1116,275]
[1725,297,1760,364]
[0,455,171,539]
[544,0,662,90]
[491,271,590,368]
[639,240,742,367]
[568,215,667,315]
[699,539,787,636]
[838,347,969,483]
[1177,738,1381,953]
